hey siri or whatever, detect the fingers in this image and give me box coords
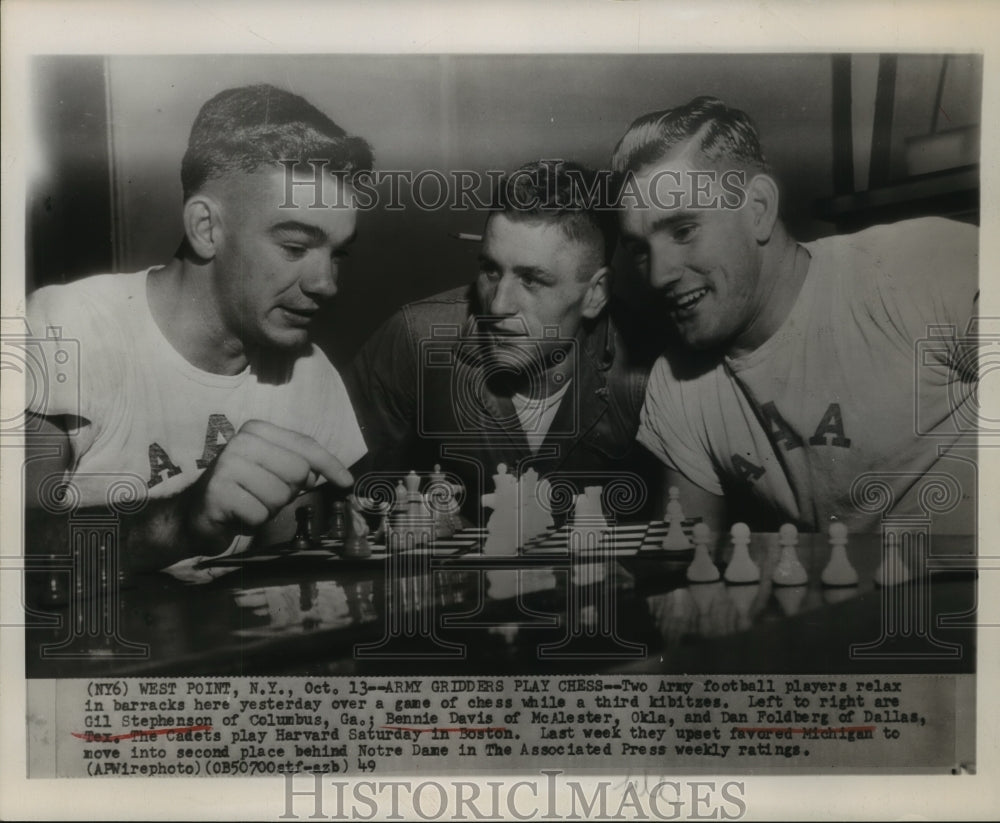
[190,420,354,541]
[240,420,354,487]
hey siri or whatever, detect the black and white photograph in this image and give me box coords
[2,1,997,820]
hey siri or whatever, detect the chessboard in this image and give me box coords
[199,519,703,569]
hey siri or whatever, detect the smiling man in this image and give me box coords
[25,84,373,575]
[614,96,979,533]
[346,160,655,522]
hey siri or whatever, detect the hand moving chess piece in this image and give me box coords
[686,523,720,582]
[341,495,372,559]
[723,522,760,583]
[821,521,859,587]
[771,523,808,586]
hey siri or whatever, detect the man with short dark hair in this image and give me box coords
[26,84,373,577]
[346,160,655,522]
[613,96,978,533]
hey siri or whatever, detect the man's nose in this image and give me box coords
[649,248,686,291]
[302,257,339,301]
[488,274,518,315]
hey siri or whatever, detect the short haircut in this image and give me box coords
[180,83,374,200]
[611,96,769,177]
[493,159,618,267]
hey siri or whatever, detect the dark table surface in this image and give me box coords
[24,530,976,678]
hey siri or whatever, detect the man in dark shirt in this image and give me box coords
[346,160,657,524]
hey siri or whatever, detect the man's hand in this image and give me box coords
[185,420,354,543]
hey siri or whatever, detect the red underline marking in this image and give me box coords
[71,724,212,742]
[380,726,508,735]
[733,726,876,735]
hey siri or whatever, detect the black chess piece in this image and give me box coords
[289,505,315,551]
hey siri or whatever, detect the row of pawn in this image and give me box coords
[685,521,911,588]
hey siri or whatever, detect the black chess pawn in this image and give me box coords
[328,500,347,541]
[290,505,316,551]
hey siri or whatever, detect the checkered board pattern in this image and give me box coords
[202,519,701,568]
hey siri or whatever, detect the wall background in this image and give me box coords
[27,53,982,366]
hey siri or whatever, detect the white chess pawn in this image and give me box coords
[821,522,859,586]
[666,486,686,520]
[771,523,808,586]
[661,491,692,551]
[724,522,760,583]
[873,538,913,586]
[686,523,720,583]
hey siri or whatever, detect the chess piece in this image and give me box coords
[666,486,686,520]
[661,488,692,551]
[686,523,720,582]
[873,538,913,586]
[373,501,390,543]
[569,486,607,552]
[389,471,433,548]
[771,523,808,586]
[328,500,347,541]
[341,495,373,559]
[723,523,760,583]
[428,464,463,538]
[821,521,859,586]
[482,464,519,555]
[290,506,315,551]
[405,470,424,517]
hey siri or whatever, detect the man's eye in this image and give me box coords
[281,244,308,259]
[519,276,542,291]
[479,267,500,282]
[674,224,698,243]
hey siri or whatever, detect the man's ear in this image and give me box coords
[182,195,222,260]
[746,173,780,244]
[581,265,611,319]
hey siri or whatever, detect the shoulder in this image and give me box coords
[399,286,475,330]
[807,218,977,281]
[29,271,141,312]
[28,271,147,344]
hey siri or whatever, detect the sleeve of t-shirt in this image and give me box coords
[636,356,724,496]
[24,283,124,444]
[865,217,978,371]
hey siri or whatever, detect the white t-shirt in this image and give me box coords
[27,269,366,574]
[638,218,978,533]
